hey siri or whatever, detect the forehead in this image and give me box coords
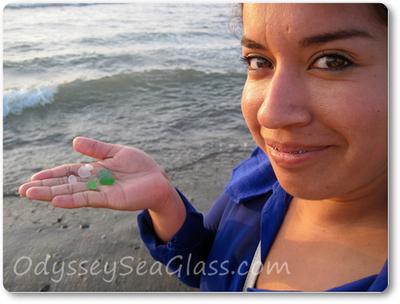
[243,4,379,39]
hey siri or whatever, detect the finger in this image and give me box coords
[21,178,59,197]
[20,175,88,196]
[31,163,84,181]
[25,182,87,202]
[19,180,43,197]
[51,190,109,209]
[73,136,122,160]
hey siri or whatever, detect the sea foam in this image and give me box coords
[3,85,58,117]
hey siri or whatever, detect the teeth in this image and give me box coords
[271,146,308,154]
[291,150,308,154]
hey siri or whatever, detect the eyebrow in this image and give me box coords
[241,29,375,50]
[299,29,375,47]
[241,36,266,50]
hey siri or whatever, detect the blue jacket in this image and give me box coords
[137,147,388,292]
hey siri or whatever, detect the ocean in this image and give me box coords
[3,2,253,199]
[2,3,257,291]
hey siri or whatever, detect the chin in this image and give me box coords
[275,173,335,200]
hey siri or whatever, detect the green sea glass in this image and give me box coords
[99,176,115,185]
[87,179,97,190]
[97,169,115,185]
[97,169,111,178]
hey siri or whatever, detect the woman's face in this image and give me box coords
[241,4,387,200]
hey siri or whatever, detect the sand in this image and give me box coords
[3,150,249,292]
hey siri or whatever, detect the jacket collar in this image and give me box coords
[224,147,277,204]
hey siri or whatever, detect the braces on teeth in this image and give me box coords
[271,146,308,154]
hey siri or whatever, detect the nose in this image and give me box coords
[257,68,312,129]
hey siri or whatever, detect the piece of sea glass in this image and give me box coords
[68,175,78,184]
[78,165,91,178]
[99,176,115,185]
[84,163,94,171]
[97,168,115,185]
[97,168,112,178]
[86,179,97,190]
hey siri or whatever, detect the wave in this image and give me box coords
[3,68,245,118]
[5,3,126,10]
[4,44,239,70]
[3,51,149,70]
[3,85,58,117]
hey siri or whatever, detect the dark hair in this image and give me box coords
[369,3,388,26]
[232,3,388,29]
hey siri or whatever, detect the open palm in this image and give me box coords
[18,136,174,211]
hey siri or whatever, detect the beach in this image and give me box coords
[3,3,254,291]
[3,149,250,292]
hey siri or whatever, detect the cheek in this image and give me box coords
[319,81,387,143]
[241,82,263,135]
[348,103,387,175]
[316,81,387,173]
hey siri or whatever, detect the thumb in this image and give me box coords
[72,136,122,160]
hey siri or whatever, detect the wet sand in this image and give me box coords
[3,150,249,292]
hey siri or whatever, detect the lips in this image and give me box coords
[266,140,328,154]
[265,140,331,168]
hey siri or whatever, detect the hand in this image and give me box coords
[18,136,176,212]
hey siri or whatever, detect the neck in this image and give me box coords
[291,172,388,232]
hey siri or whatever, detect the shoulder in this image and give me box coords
[224,147,277,204]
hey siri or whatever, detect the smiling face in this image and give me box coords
[241,4,387,200]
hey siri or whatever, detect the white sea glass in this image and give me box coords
[68,175,78,184]
[78,165,91,178]
[84,163,94,171]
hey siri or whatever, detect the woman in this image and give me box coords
[19,3,388,291]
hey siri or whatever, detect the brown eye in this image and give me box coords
[241,56,274,71]
[311,53,353,70]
